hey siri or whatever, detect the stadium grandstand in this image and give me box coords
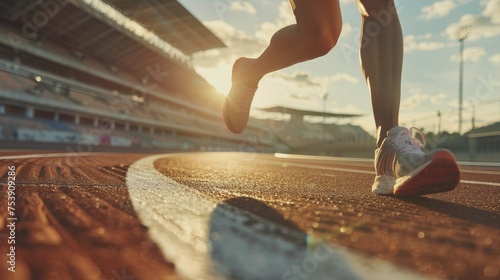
[0,0,375,155]
[257,106,376,157]
[0,0,282,152]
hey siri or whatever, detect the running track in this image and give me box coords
[0,152,498,280]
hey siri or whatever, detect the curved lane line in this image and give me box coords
[269,156,500,187]
[126,153,436,280]
[0,152,103,160]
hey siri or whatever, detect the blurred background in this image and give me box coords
[0,0,498,162]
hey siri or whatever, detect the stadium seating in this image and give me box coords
[0,1,375,154]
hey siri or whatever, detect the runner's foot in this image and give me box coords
[372,127,461,196]
[222,58,258,134]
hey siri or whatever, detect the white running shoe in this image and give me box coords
[372,127,461,196]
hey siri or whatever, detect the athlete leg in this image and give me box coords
[356,0,403,147]
[240,0,342,87]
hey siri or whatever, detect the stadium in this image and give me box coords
[0,1,498,280]
[0,0,376,156]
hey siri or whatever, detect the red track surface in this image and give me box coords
[0,152,499,280]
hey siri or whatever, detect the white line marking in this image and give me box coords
[459,169,500,176]
[274,153,500,168]
[0,152,101,160]
[264,159,375,175]
[457,161,500,167]
[460,180,500,187]
[274,153,374,163]
[267,158,500,187]
[126,153,436,280]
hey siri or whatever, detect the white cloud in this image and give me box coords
[190,2,298,94]
[489,53,500,63]
[255,1,295,42]
[431,93,448,104]
[483,0,500,24]
[272,71,358,92]
[421,33,433,40]
[340,23,353,38]
[450,47,486,62]
[193,2,296,67]
[419,0,456,20]
[273,71,323,88]
[404,35,446,52]
[445,0,500,41]
[329,104,363,115]
[288,92,317,102]
[330,73,359,83]
[193,20,266,67]
[402,90,447,109]
[231,1,256,14]
[418,41,446,51]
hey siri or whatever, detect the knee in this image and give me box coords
[304,25,342,58]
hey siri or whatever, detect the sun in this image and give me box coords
[195,62,233,96]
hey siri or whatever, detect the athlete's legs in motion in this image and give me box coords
[224,0,460,195]
[242,0,343,87]
[356,0,403,147]
[223,0,342,133]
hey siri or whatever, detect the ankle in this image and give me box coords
[376,125,399,147]
[237,58,261,88]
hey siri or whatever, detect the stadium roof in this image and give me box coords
[261,106,362,118]
[104,0,226,55]
[467,122,500,138]
[0,0,225,74]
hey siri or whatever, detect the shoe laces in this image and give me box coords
[392,127,426,154]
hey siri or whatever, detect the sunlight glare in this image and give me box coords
[195,62,233,96]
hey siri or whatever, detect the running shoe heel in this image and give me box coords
[372,175,396,195]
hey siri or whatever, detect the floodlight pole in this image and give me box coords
[457,26,470,134]
[322,92,328,142]
[437,110,441,134]
[323,93,328,122]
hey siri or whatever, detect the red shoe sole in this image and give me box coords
[394,150,461,196]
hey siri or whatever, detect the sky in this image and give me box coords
[178,0,500,136]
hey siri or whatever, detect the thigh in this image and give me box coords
[292,0,342,34]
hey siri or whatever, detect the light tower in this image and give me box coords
[322,92,329,142]
[437,110,442,134]
[456,26,470,134]
[322,92,329,124]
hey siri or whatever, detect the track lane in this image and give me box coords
[0,154,177,280]
[127,153,433,280]
[273,153,500,188]
[153,152,499,280]
[0,151,498,280]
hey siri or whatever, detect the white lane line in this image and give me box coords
[274,153,374,163]
[0,152,100,160]
[266,158,500,187]
[275,153,500,168]
[460,180,500,187]
[126,153,436,280]
[270,160,375,175]
[459,169,500,176]
[457,161,500,167]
